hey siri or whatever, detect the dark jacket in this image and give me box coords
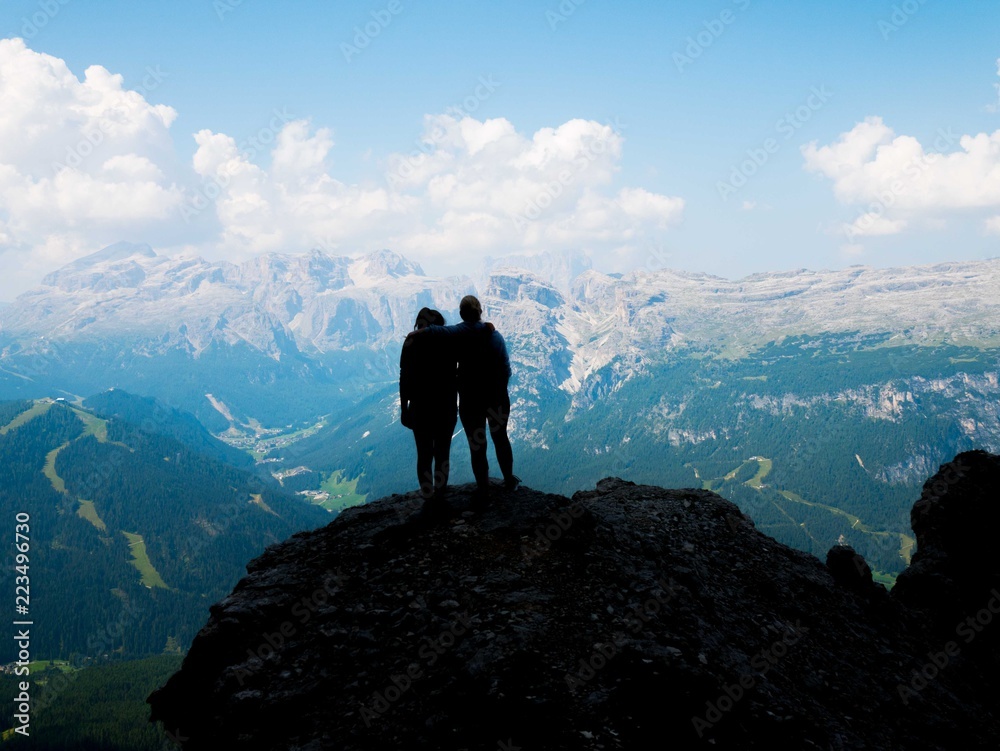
[399,330,457,428]
[427,321,510,402]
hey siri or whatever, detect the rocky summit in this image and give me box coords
[148,453,1000,750]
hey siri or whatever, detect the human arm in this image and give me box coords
[405,321,495,339]
[399,339,414,428]
[493,331,511,384]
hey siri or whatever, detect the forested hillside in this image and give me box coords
[0,398,329,661]
[0,656,183,750]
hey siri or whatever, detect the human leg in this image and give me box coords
[432,417,455,493]
[459,403,489,489]
[486,394,514,483]
[413,426,435,500]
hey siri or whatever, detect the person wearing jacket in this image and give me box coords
[399,307,457,503]
[451,295,518,499]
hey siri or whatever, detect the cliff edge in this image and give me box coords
[148,452,1000,749]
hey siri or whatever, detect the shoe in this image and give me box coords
[503,475,522,491]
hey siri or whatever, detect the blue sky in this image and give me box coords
[1,0,999,297]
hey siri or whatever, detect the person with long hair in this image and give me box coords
[399,307,457,507]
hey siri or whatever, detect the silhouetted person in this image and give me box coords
[453,295,518,499]
[414,297,516,498]
[399,308,456,503]
[408,296,519,502]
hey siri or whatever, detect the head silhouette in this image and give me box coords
[414,307,445,330]
[459,295,482,323]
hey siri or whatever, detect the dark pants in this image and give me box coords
[412,414,456,500]
[459,393,514,489]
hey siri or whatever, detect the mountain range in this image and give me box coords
[2,244,999,578]
[5,243,999,376]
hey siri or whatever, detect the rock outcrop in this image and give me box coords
[895,450,1000,617]
[149,454,1000,750]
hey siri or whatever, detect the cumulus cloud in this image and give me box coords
[803,115,1000,241]
[843,212,907,238]
[187,123,405,258]
[0,38,685,298]
[378,115,684,268]
[0,37,184,295]
[184,111,684,272]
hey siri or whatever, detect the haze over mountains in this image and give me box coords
[2,243,998,579]
[5,242,999,362]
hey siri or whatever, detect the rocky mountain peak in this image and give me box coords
[484,270,565,309]
[40,241,158,289]
[65,241,156,269]
[480,249,592,295]
[351,249,425,283]
[149,453,1000,750]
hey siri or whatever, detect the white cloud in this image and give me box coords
[378,115,683,269]
[616,187,685,227]
[190,111,685,272]
[0,38,686,297]
[804,115,1000,239]
[0,37,183,296]
[271,121,334,182]
[843,212,907,238]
